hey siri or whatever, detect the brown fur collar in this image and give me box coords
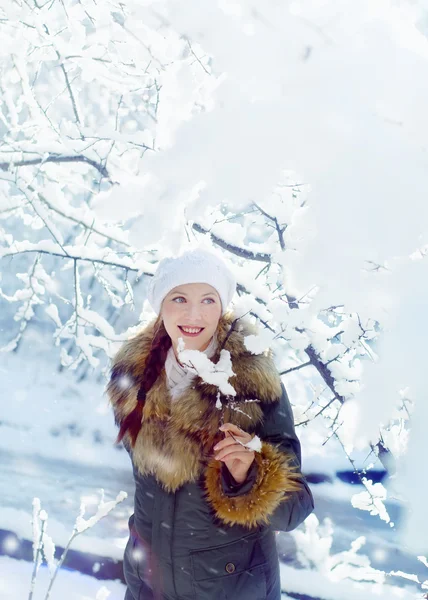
[106,312,283,492]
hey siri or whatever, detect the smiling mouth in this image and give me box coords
[178,326,205,336]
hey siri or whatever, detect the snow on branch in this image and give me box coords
[177,336,237,397]
[74,489,128,534]
[28,490,127,600]
[291,513,386,585]
[0,155,110,180]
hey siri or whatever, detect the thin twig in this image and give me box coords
[0,247,142,272]
[186,39,210,74]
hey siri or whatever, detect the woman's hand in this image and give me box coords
[213,423,255,484]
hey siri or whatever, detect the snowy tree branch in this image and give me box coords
[192,222,271,262]
[0,245,143,272]
[0,155,110,180]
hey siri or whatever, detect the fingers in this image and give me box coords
[219,423,246,436]
[214,432,252,452]
[213,437,237,452]
[215,449,254,463]
[219,423,252,444]
[214,444,254,461]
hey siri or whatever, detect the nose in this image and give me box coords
[183,303,203,323]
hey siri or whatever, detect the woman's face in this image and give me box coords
[161,283,222,355]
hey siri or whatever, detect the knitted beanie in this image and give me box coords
[147,248,236,315]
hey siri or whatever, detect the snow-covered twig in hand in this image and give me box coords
[177,337,236,397]
[228,430,262,452]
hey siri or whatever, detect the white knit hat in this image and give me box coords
[147,248,236,315]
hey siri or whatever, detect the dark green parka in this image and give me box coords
[107,313,314,600]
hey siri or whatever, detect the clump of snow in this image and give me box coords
[290,513,386,588]
[418,556,428,569]
[351,479,392,526]
[75,489,127,534]
[244,435,262,453]
[389,571,420,584]
[244,328,276,354]
[177,343,237,396]
[95,587,111,600]
[176,336,186,354]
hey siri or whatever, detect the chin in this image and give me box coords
[176,334,212,352]
[190,338,210,350]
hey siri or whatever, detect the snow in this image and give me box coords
[279,562,419,600]
[0,556,126,600]
[244,435,262,453]
[74,490,128,535]
[351,480,392,526]
[0,337,129,470]
[177,338,237,396]
[244,328,277,355]
[0,507,127,561]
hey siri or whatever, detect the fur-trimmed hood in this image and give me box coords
[106,312,283,492]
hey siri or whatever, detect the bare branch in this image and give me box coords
[236,283,395,470]
[297,397,339,427]
[280,360,312,375]
[0,246,143,273]
[0,154,110,180]
[57,53,82,127]
[185,39,210,75]
[192,222,271,262]
[253,202,286,249]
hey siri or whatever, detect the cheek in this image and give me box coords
[212,301,222,316]
[206,305,221,325]
[162,302,180,317]
[161,306,179,331]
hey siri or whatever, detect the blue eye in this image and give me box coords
[172,297,215,304]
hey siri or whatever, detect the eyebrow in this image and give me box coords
[169,290,217,297]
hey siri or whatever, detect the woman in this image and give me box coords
[107,248,314,600]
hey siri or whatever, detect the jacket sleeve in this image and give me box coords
[204,382,314,530]
[220,459,259,496]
